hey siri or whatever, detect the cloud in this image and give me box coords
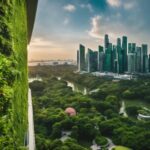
[88,15,103,39]
[63,18,69,25]
[80,3,93,12]
[107,0,121,7]
[123,1,136,10]
[63,4,76,12]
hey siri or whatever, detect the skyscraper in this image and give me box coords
[104,34,109,50]
[87,49,98,72]
[128,43,132,53]
[122,36,128,72]
[128,53,136,73]
[112,45,118,73]
[117,38,121,48]
[127,43,136,73]
[98,46,104,72]
[117,38,124,73]
[79,44,86,71]
[142,44,149,73]
[136,47,142,72]
[104,43,112,72]
[132,43,136,53]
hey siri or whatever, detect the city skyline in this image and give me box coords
[29,0,150,61]
[77,34,150,74]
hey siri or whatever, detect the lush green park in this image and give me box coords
[29,65,150,150]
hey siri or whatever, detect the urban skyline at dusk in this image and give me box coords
[77,34,150,74]
[28,0,150,61]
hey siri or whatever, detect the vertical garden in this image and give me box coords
[0,0,28,149]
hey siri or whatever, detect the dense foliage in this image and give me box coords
[0,0,28,148]
[29,65,150,150]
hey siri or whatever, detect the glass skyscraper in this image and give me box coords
[79,44,86,71]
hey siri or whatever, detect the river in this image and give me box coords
[57,77,88,95]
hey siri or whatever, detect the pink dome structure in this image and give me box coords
[65,107,76,116]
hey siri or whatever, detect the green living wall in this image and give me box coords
[0,0,28,149]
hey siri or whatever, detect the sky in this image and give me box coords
[28,0,150,61]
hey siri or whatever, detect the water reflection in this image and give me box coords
[66,81,87,95]
[57,77,87,95]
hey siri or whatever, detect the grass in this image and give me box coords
[112,146,131,150]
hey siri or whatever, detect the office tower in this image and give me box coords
[87,49,98,72]
[128,53,136,73]
[117,38,124,73]
[132,43,136,53]
[122,36,128,71]
[117,38,121,47]
[128,43,136,73]
[114,60,119,73]
[77,50,79,69]
[136,47,142,72]
[128,43,132,53]
[142,44,148,73]
[104,43,112,72]
[79,44,86,71]
[112,45,118,73]
[104,34,109,50]
[98,46,104,72]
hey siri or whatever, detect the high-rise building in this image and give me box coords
[104,34,109,50]
[128,53,136,73]
[136,47,142,72]
[98,46,104,72]
[87,49,98,72]
[127,43,136,73]
[128,43,132,53]
[117,38,124,73]
[132,43,136,53]
[112,45,118,73]
[117,38,121,48]
[104,43,112,72]
[79,44,86,71]
[122,36,128,71]
[142,44,149,73]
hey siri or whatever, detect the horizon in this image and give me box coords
[28,0,150,61]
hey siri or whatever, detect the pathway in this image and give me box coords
[28,88,36,150]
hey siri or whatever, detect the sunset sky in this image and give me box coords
[28,0,150,61]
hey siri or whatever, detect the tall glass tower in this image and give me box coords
[104,34,109,50]
[142,44,148,73]
[87,49,98,72]
[98,46,104,72]
[104,43,112,72]
[122,36,128,72]
[79,44,86,71]
[117,38,124,73]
